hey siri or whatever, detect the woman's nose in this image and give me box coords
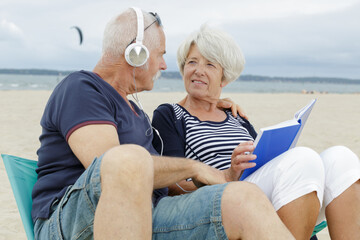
[195,64,205,76]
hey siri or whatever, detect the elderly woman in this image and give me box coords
[152,25,360,240]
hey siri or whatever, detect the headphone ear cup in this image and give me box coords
[125,42,149,67]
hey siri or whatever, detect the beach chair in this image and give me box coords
[1,154,37,240]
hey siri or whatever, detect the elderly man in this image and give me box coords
[32,7,294,239]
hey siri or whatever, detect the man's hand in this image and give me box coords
[153,155,228,189]
[192,161,227,188]
[217,97,248,120]
[224,141,256,181]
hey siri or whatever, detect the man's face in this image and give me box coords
[136,28,167,91]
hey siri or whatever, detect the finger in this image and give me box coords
[233,161,256,171]
[237,105,248,120]
[231,104,238,117]
[192,179,206,188]
[233,154,257,165]
[217,98,232,109]
[239,141,254,146]
[233,142,255,155]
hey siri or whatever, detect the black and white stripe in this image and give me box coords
[172,104,254,170]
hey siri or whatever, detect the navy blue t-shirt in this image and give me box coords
[32,70,166,222]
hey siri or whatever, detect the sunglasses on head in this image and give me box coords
[127,12,162,47]
[145,12,162,31]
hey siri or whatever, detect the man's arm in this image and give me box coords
[68,124,120,169]
[152,155,227,189]
[67,124,227,188]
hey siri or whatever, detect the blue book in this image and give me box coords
[240,99,317,180]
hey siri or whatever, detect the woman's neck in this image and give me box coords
[179,95,226,122]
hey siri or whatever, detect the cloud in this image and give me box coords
[1,0,360,78]
[0,19,23,41]
[218,2,360,78]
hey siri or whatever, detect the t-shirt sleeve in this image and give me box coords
[152,104,185,157]
[47,73,117,141]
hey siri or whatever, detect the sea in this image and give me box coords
[1,73,360,93]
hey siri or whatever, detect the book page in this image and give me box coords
[260,118,299,131]
[290,99,316,148]
[294,99,317,121]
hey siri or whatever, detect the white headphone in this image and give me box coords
[124,7,150,67]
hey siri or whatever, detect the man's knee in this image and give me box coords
[222,181,268,208]
[101,144,154,183]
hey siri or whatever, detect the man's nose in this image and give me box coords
[160,57,167,70]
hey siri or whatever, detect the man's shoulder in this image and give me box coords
[55,71,108,95]
[62,70,97,85]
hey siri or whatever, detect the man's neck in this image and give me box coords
[93,59,134,108]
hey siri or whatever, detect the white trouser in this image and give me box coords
[244,146,360,225]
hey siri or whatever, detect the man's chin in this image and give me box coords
[152,71,161,82]
[145,81,155,91]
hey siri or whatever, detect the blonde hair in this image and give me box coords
[177,24,245,84]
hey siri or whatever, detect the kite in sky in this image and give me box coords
[70,26,83,45]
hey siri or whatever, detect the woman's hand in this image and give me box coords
[217,97,248,120]
[224,141,256,181]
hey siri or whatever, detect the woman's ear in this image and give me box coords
[220,80,229,88]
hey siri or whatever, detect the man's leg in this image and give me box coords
[221,182,295,240]
[152,183,293,240]
[34,144,154,239]
[94,144,154,240]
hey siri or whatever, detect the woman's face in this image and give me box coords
[183,44,225,102]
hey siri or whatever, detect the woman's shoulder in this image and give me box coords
[155,103,185,120]
[225,110,247,124]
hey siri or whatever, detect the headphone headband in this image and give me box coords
[132,7,144,44]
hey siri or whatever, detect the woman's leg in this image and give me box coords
[277,191,320,239]
[320,146,360,240]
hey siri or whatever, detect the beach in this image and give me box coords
[1,90,359,239]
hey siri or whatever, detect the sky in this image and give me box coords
[1,0,360,79]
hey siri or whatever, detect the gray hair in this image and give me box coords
[177,25,245,84]
[102,8,161,59]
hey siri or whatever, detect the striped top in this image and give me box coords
[172,104,254,170]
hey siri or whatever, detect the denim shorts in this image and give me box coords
[153,183,229,240]
[34,154,229,240]
[34,155,102,240]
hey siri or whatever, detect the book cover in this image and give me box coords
[240,99,316,180]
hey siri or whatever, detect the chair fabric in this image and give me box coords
[2,154,37,240]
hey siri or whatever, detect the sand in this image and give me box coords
[1,90,359,239]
